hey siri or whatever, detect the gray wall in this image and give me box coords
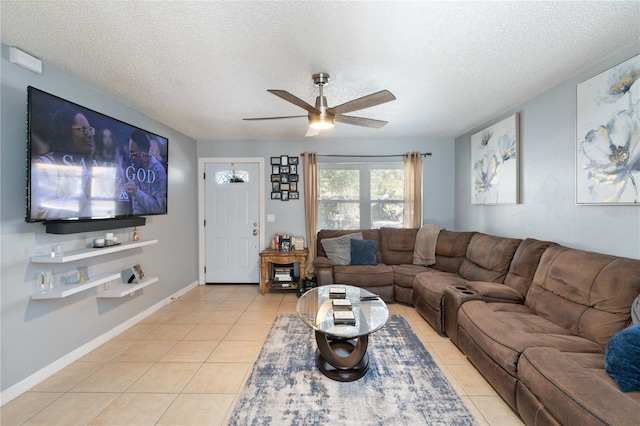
[0,44,199,392]
[198,136,456,241]
[454,43,640,259]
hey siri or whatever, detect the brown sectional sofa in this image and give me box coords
[314,227,640,425]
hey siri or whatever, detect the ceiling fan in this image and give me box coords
[243,73,396,137]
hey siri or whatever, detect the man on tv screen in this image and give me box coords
[125,130,167,215]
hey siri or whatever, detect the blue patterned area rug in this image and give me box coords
[228,314,477,425]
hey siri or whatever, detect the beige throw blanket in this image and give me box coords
[413,224,443,266]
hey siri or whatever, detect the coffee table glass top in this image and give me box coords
[296,285,389,338]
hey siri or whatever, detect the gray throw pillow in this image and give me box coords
[321,233,363,265]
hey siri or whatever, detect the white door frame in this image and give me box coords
[198,157,265,285]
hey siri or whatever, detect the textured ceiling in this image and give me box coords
[1,1,639,142]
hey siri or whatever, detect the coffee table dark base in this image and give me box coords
[315,332,370,382]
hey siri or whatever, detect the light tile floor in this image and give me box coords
[0,284,524,425]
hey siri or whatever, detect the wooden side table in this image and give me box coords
[259,248,308,295]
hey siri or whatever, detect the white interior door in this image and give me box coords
[205,162,260,283]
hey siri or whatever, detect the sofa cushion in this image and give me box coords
[332,264,394,288]
[379,227,417,265]
[431,230,475,273]
[503,238,555,298]
[458,301,603,377]
[605,324,640,392]
[519,347,640,426]
[413,270,468,311]
[350,239,377,265]
[320,232,363,265]
[527,245,640,347]
[391,264,428,289]
[459,233,522,283]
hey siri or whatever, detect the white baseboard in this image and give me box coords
[0,280,199,406]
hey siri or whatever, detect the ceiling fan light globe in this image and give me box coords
[309,116,334,130]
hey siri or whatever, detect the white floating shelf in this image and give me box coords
[98,277,158,298]
[31,272,120,300]
[30,239,158,264]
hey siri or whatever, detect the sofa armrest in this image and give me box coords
[314,256,335,285]
[465,281,524,303]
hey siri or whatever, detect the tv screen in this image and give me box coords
[26,87,169,222]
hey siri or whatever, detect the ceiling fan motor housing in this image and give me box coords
[312,73,330,87]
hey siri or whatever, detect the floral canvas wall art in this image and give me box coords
[471,113,519,205]
[576,54,640,205]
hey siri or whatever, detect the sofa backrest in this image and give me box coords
[503,238,556,298]
[316,229,382,262]
[459,233,522,283]
[526,245,640,347]
[432,230,476,273]
[379,227,418,265]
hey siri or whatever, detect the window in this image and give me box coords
[318,162,404,230]
[215,169,248,184]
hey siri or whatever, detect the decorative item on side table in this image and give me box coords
[576,53,640,205]
[270,155,299,201]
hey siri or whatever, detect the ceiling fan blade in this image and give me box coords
[305,127,320,137]
[335,115,389,128]
[268,90,319,114]
[243,115,307,121]
[327,90,396,115]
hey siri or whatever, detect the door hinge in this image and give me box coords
[204,219,206,227]
[204,266,207,274]
[203,172,206,180]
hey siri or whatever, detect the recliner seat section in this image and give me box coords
[443,238,555,346]
[413,233,522,334]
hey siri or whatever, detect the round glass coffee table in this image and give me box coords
[296,284,389,381]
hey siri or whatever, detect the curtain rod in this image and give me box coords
[316,152,432,158]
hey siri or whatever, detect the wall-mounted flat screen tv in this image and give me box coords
[26,86,169,222]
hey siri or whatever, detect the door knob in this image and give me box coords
[253,229,258,236]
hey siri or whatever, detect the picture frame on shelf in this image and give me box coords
[131,263,146,283]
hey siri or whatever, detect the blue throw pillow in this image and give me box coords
[605,323,640,392]
[350,239,377,265]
